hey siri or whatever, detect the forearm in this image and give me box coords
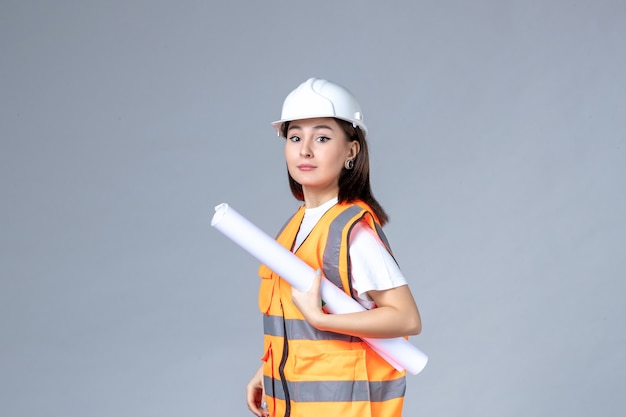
[312,304,421,338]
[292,273,422,339]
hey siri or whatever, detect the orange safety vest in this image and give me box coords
[258,201,406,417]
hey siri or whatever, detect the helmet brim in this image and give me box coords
[271,116,368,137]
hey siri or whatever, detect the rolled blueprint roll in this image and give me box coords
[211,203,428,375]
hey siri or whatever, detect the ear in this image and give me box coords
[348,140,361,159]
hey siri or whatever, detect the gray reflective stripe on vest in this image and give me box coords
[370,220,399,266]
[264,315,357,342]
[368,378,406,401]
[374,222,392,253]
[264,375,406,402]
[323,205,362,291]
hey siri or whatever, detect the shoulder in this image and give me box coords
[334,200,381,227]
[350,220,386,251]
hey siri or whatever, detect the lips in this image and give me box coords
[297,164,316,171]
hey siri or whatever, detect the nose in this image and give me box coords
[299,138,313,158]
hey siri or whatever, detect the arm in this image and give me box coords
[291,270,422,338]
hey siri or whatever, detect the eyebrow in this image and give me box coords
[287,124,335,132]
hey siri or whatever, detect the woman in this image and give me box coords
[246,78,422,417]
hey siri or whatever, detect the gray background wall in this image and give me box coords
[1,1,624,416]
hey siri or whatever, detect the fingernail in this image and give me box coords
[316,269,321,275]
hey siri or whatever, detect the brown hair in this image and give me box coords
[281,119,389,225]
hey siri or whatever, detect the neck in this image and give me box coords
[302,186,339,209]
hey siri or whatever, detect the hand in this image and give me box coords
[291,269,325,328]
[246,364,269,417]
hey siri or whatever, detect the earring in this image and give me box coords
[345,159,355,170]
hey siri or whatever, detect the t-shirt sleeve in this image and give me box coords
[349,221,408,308]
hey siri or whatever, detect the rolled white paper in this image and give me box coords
[211,203,428,375]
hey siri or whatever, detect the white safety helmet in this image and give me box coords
[272,77,367,136]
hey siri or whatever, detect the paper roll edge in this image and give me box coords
[211,203,229,227]
[407,354,429,375]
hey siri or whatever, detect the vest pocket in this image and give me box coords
[291,345,368,381]
[258,265,274,314]
[260,342,276,416]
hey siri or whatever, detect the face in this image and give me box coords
[284,117,359,202]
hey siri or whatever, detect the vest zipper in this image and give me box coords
[279,313,291,417]
[276,234,299,417]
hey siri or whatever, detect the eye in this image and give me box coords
[316,136,331,143]
[288,135,301,142]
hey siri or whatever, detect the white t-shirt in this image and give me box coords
[293,198,408,309]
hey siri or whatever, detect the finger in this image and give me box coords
[246,388,262,416]
[314,269,327,307]
[246,397,260,416]
[260,400,269,417]
[246,400,261,416]
[312,268,322,288]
